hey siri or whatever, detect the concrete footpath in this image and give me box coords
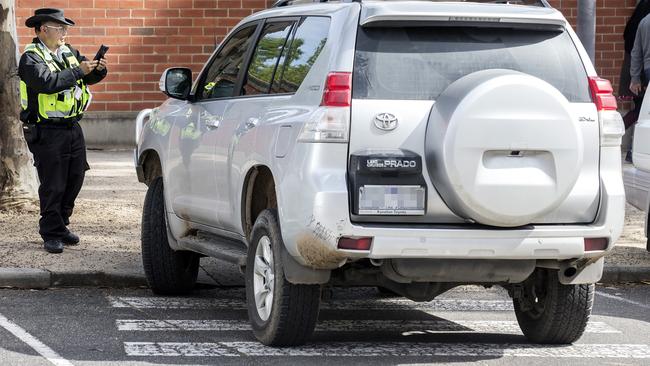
[0,150,648,289]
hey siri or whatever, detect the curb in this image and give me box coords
[1,266,649,289]
[0,268,50,289]
[600,266,650,283]
[0,268,147,289]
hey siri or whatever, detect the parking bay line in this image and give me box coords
[116,319,620,334]
[0,311,74,366]
[108,296,514,311]
[124,342,650,358]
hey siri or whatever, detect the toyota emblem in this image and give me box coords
[374,113,398,131]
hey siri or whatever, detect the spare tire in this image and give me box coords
[425,70,583,227]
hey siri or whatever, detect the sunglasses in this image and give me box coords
[43,25,69,34]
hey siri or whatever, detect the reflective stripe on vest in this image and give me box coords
[19,43,90,122]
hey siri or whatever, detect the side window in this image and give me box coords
[271,17,330,94]
[242,21,294,96]
[198,25,257,100]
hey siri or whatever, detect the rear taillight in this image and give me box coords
[588,77,617,111]
[298,72,351,143]
[321,72,352,107]
[589,77,624,147]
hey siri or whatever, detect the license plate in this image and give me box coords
[358,185,425,215]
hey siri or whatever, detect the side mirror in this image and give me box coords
[159,67,192,100]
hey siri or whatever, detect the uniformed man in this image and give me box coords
[18,8,108,254]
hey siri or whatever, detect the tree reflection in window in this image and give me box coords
[243,22,294,96]
[272,17,330,94]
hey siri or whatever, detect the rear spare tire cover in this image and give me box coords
[425,69,583,227]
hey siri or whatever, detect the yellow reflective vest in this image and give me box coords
[19,43,91,123]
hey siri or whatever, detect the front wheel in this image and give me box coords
[513,269,594,344]
[245,209,321,346]
[141,177,199,295]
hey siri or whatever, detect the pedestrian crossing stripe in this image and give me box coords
[116,319,621,334]
[123,342,650,358]
[108,296,514,311]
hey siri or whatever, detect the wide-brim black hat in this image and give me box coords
[25,8,75,28]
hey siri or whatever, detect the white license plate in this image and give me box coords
[358,185,425,215]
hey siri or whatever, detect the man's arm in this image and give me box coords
[18,52,84,94]
[630,18,648,95]
[70,46,107,85]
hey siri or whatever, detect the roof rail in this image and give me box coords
[272,0,549,7]
[273,0,359,7]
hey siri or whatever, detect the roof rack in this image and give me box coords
[272,0,549,7]
[273,0,358,6]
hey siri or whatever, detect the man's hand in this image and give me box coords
[79,60,98,75]
[630,81,644,96]
[96,58,107,72]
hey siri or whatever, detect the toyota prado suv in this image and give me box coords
[134,0,626,346]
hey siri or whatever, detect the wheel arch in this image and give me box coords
[241,165,277,239]
[139,149,163,186]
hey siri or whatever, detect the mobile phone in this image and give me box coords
[94,44,109,61]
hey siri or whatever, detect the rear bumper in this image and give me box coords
[278,144,624,269]
[282,177,624,271]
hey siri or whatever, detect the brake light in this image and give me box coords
[338,236,372,251]
[588,77,617,111]
[321,72,352,107]
[298,72,351,143]
[584,237,608,251]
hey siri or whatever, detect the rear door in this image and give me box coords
[349,23,599,225]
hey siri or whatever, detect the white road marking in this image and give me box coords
[597,291,650,310]
[116,319,620,334]
[124,342,650,358]
[0,312,74,366]
[108,296,513,311]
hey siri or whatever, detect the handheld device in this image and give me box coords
[93,44,109,61]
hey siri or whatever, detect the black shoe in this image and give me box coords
[61,231,79,245]
[44,240,64,254]
[625,151,633,163]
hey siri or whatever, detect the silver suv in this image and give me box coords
[135,0,626,346]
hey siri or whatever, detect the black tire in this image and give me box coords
[514,269,594,344]
[245,209,321,346]
[141,177,199,295]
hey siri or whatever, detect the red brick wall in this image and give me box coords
[16,0,272,112]
[15,0,637,112]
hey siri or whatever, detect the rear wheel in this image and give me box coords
[245,209,321,346]
[513,269,593,344]
[141,177,199,295]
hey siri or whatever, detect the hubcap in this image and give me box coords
[253,236,275,321]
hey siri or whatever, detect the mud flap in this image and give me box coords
[559,257,604,285]
[281,243,331,285]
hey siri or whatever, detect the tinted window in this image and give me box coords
[271,17,330,94]
[242,22,294,96]
[353,26,590,102]
[198,25,256,100]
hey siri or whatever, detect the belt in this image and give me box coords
[36,120,78,129]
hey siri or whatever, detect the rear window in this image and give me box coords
[353,26,591,102]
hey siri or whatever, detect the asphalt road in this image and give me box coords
[0,282,648,366]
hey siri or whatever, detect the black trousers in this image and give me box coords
[25,123,87,241]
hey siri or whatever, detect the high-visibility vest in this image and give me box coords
[19,43,91,122]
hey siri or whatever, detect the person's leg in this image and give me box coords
[60,123,87,230]
[32,128,71,242]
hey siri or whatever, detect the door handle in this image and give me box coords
[205,118,221,130]
[246,117,259,129]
